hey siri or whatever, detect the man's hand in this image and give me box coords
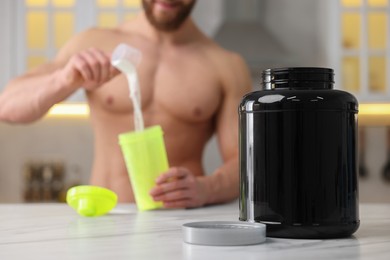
[149,167,208,209]
[57,48,119,91]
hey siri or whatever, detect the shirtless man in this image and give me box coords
[0,0,252,208]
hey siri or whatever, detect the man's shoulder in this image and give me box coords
[69,27,120,47]
[200,39,251,92]
[202,39,246,68]
[201,40,247,74]
[55,27,124,60]
[80,27,117,37]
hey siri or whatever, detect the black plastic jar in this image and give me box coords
[239,67,359,239]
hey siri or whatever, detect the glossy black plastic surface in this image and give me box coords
[239,68,360,239]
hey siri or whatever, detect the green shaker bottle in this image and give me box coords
[118,125,169,211]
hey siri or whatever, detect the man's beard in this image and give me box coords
[142,0,196,32]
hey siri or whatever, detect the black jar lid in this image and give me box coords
[262,67,334,90]
[240,67,358,113]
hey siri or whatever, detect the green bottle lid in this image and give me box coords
[66,185,118,217]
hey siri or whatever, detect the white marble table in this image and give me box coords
[0,201,389,260]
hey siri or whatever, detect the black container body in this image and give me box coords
[239,68,360,239]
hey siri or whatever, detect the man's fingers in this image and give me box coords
[155,167,189,184]
[149,179,188,196]
[62,48,119,89]
[110,66,121,78]
[73,55,93,81]
[152,189,191,201]
[93,49,111,83]
[80,49,101,82]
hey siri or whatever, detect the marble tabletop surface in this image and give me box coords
[0,201,389,260]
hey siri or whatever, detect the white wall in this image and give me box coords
[192,0,224,37]
[263,0,325,67]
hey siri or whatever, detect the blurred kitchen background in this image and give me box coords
[0,0,390,203]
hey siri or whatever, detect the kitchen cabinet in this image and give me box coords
[337,0,390,102]
[0,0,141,102]
[235,0,390,102]
[1,0,389,103]
[0,0,221,102]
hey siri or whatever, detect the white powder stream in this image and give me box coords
[111,44,144,131]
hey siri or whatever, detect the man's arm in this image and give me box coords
[200,52,252,204]
[0,29,118,123]
[150,51,252,208]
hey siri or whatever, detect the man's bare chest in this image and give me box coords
[91,57,223,124]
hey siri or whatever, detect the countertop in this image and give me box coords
[0,201,389,259]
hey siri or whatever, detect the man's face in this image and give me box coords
[142,0,196,31]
